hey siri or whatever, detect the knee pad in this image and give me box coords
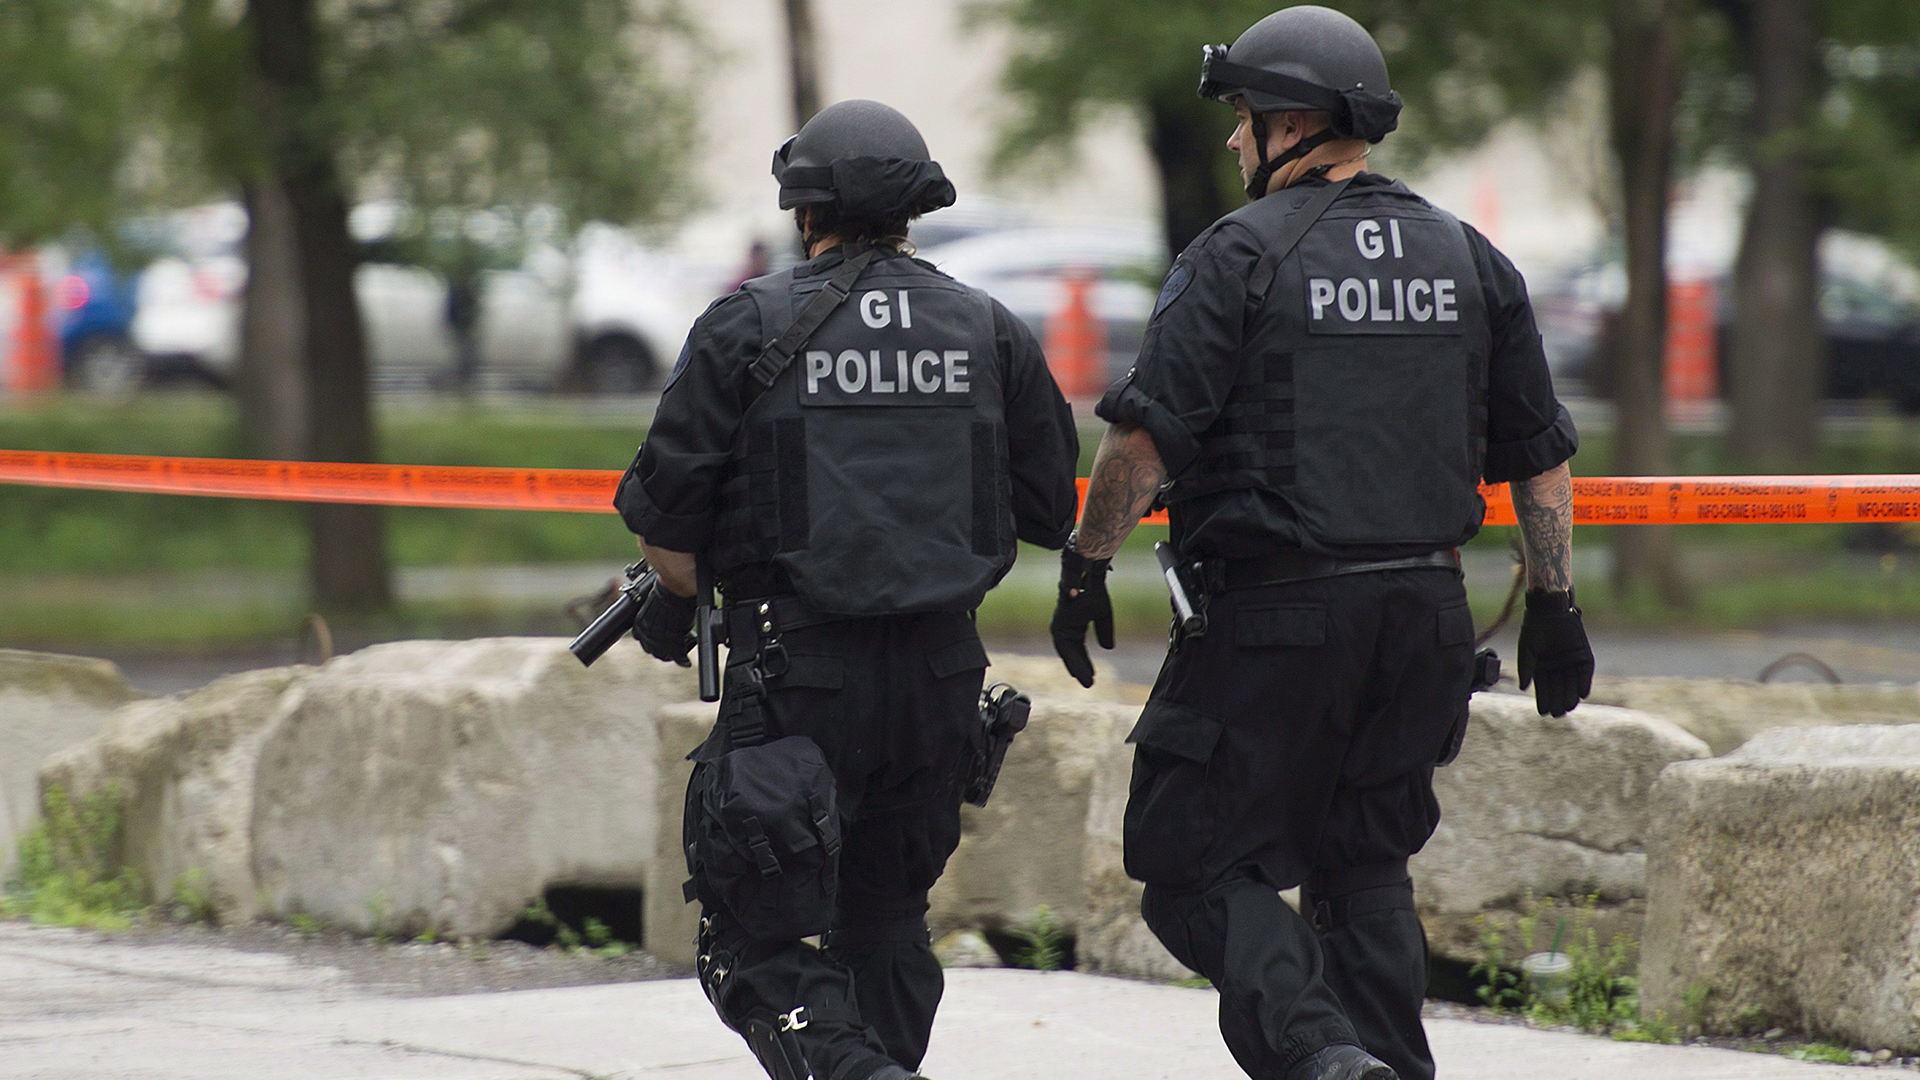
[1304,860,1414,932]
[696,912,754,1022]
[1139,884,1210,976]
[745,1012,819,1080]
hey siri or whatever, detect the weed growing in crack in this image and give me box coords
[169,868,218,925]
[1009,905,1068,971]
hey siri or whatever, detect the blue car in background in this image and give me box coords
[57,251,145,393]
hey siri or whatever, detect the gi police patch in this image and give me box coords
[1152,262,1195,320]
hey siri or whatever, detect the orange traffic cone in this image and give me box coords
[6,254,59,395]
[1664,278,1718,417]
[1044,271,1107,399]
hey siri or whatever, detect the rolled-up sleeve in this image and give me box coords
[996,300,1081,548]
[1094,222,1264,478]
[612,292,761,550]
[1467,223,1579,483]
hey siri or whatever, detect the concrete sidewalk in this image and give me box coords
[0,922,1877,1080]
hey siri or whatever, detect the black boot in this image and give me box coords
[1287,1044,1398,1080]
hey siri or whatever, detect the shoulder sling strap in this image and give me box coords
[744,249,878,397]
[1248,176,1353,301]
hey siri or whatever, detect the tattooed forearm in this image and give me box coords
[1511,462,1574,592]
[1073,424,1169,559]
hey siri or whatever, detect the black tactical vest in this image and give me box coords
[1172,181,1491,550]
[711,252,1014,614]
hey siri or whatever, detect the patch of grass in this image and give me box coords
[1170,975,1213,989]
[1469,904,1534,1012]
[520,896,583,950]
[583,918,634,958]
[1784,1043,1855,1064]
[1473,894,1639,1037]
[1612,1013,1682,1044]
[1008,904,1068,972]
[1,786,146,930]
[287,912,322,937]
[168,868,218,925]
[364,890,393,945]
[1682,982,1712,1034]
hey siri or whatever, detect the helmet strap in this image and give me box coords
[1245,121,1337,200]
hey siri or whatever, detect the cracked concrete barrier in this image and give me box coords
[250,638,697,940]
[0,650,146,880]
[1588,677,1920,756]
[40,667,309,922]
[44,638,700,938]
[1641,725,1920,1051]
[1415,691,1711,967]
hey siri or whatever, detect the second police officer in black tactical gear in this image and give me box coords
[615,99,1080,1080]
[1051,8,1596,1080]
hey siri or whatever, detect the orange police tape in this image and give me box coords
[4,450,1920,525]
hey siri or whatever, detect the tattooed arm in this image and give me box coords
[1510,462,1574,592]
[1072,424,1169,559]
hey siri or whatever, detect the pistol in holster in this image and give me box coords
[963,683,1031,808]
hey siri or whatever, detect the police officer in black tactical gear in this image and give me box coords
[615,98,1081,1080]
[1050,8,1595,1080]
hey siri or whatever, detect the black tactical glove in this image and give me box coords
[1517,589,1594,717]
[632,577,697,667]
[1050,544,1114,688]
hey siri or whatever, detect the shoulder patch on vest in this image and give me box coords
[661,339,694,393]
[1152,262,1195,320]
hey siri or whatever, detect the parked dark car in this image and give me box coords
[1554,251,1920,412]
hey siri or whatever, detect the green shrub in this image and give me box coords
[1,786,145,929]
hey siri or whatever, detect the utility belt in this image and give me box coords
[723,595,843,664]
[1157,546,1461,649]
[1211,548,1460,592]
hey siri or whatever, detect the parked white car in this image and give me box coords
[129,203,697,392]
[917,225,1166,383]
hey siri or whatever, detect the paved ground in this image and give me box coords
[0,923,1884,1080]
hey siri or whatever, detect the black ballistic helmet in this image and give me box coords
[1200,5,1403,198]
[772,100,957,219]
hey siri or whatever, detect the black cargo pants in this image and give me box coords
[1126,567,1474,1080]
[688,609,986,1080]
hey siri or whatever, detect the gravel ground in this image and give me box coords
[85,918,681,996]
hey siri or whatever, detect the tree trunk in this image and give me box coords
[782,0,822,131]
[1727,0,1824,469]
[237,178,308,460]
[1147,92,1233,259]
[1608,0,1691,603]
[251,0,392,613]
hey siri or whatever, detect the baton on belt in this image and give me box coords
[1154,541,1208,638]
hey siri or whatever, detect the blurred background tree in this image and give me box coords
[0,0,140,251]
[1717,0,1920,470]
[132,0,699,613]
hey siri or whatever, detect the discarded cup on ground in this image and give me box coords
[1521,951,1573,1004]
